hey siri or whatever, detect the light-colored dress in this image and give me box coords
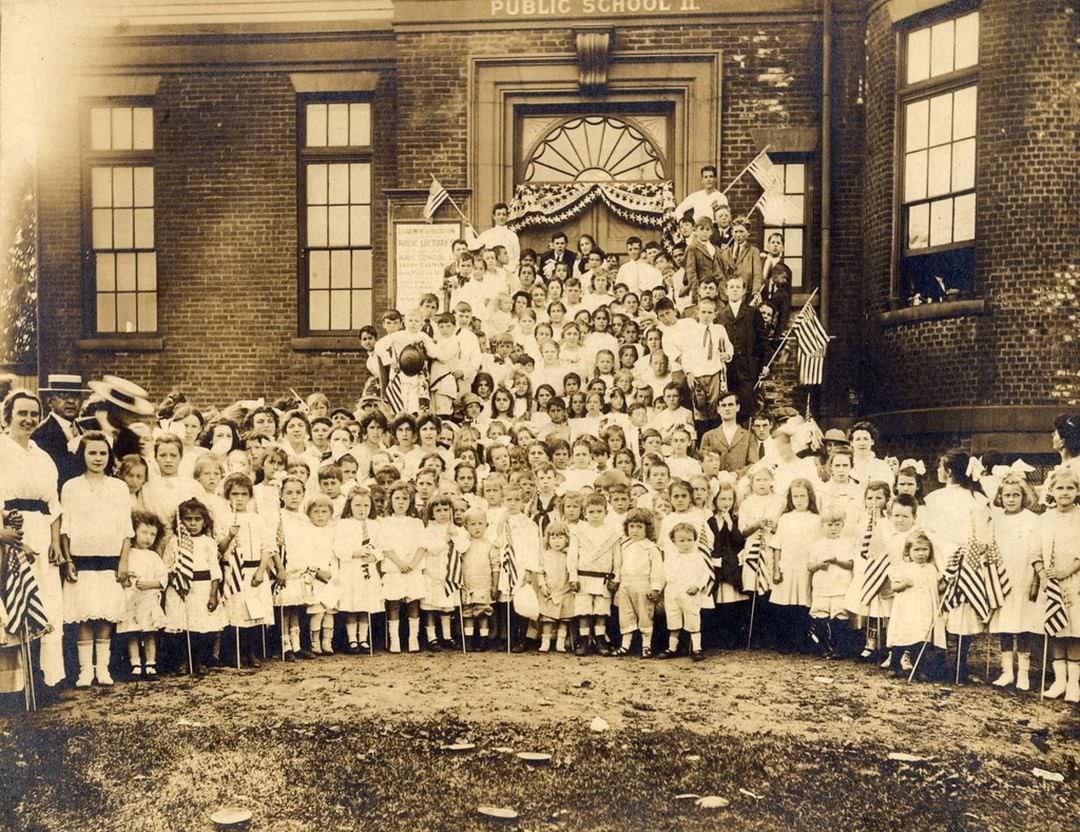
[843,514,892,618]
[332,517,383,614]
[420,522,470,612]
[223,511,274,627]
[887,561,945,648]
[769,511,820,607]
[989,508,1042,635]
[375,515,427,602]
[922,485,993,636]
[737,493,782,593]
[1038,508,1080,638]
[539,546,576,621]
[117,548,167,633]
[60,474,132,623]
[163,535,228,634]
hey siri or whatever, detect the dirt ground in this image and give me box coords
[1,643,1077,831]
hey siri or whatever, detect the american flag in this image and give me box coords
[443,538,463,597]
[743,531,770,595]
[746,147,783,193]
[171,518,196,595]
[499,530,518,591]
[1044,575,1068,637]
[1,543,49,638]
[794,304,830,386]
[942,533,1005,624]
[384,370,405,412]
[224,534,244,597]
[979,537,1011,616]
[423,176,449,221]
[695,523,717,600]
[1044,541,1069,636]
[859,518,891,607]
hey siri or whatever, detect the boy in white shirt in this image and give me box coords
[567,492,622,655]
[659,522,713,661]
[808,508,855,658]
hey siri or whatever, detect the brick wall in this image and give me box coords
[861,0,1079,423]
[38,68,397,409]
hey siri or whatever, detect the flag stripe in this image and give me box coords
[424,177,449,220]
[2,544,49,637]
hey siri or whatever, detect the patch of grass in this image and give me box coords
[1,717,1076,831]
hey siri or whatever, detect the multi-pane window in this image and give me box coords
[301,101,373,332]
[762,162,807,289]
[87,104,156,333]
[899,10,978,302]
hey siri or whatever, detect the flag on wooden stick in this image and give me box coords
[793,303,830,385]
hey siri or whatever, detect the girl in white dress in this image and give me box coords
[988,473,1041,691]
[117,512,168,678]
[769,478,821,653]
[887,530,945,680]
[843,482,892,663]
[376,481,426,653]
[273,476,315,661]
[220,474,276,667]
[333,486,383,654]
[420,493,470,652]
[1038,467,1080,702]
[301,495,338,656]
[60,432,133,687]
[163,498,226,675]
[737,464,782,613]
[921,450,993,684]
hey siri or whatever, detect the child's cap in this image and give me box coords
[461,393,484,408]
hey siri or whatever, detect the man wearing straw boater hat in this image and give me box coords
[31,373,90,490]
[85,376,155,464]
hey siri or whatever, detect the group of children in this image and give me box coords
[7,220,1079,706]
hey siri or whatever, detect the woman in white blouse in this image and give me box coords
[0,392,65,695]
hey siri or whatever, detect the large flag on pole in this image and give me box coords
[793,303,830,385]
[423,176,449,221]
[746,148,783,193]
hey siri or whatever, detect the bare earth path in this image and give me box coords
[1,647,1077,831]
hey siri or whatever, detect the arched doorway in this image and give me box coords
[511,115,673,260]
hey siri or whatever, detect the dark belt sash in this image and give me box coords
[578,569,613,579]
[241,560,261,569]
[4,498,50,514]
[191,570,213,581]
[71,555,121,572]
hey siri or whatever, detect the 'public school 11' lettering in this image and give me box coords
[490,0,704,16]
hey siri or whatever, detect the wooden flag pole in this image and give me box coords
[754,287,820,390]
[368,612,374,657]
[721,145,771,196]
[955,634,963,685]
[1039,634,1049,700]
[458,591,468,656]
[907,592,951,683]
[746,588,758,651]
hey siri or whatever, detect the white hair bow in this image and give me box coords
[899,458,926,476]
[716,471,738,488]
[991,459,1035,479]
[965,456,985,480]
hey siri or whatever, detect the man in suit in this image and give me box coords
[683,215,723,303]
[699,392,754,474]
[537,231,576,280]
[31,373,89,490]
[720,217,764,299]
[717,276,760,420]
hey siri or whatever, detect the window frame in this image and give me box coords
[893,5,980,302]
[296,93,375,336]
[80,97,158,338]
[760,157,813,295]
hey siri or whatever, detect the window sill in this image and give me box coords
[877,298,988,328]
[77,336,164,352]
[290,336,365,352]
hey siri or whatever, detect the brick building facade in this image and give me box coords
[26,0,1077,457]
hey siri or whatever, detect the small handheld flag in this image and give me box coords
[424,176,449,221]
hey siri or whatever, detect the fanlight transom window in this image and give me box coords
[522,116,665,184]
